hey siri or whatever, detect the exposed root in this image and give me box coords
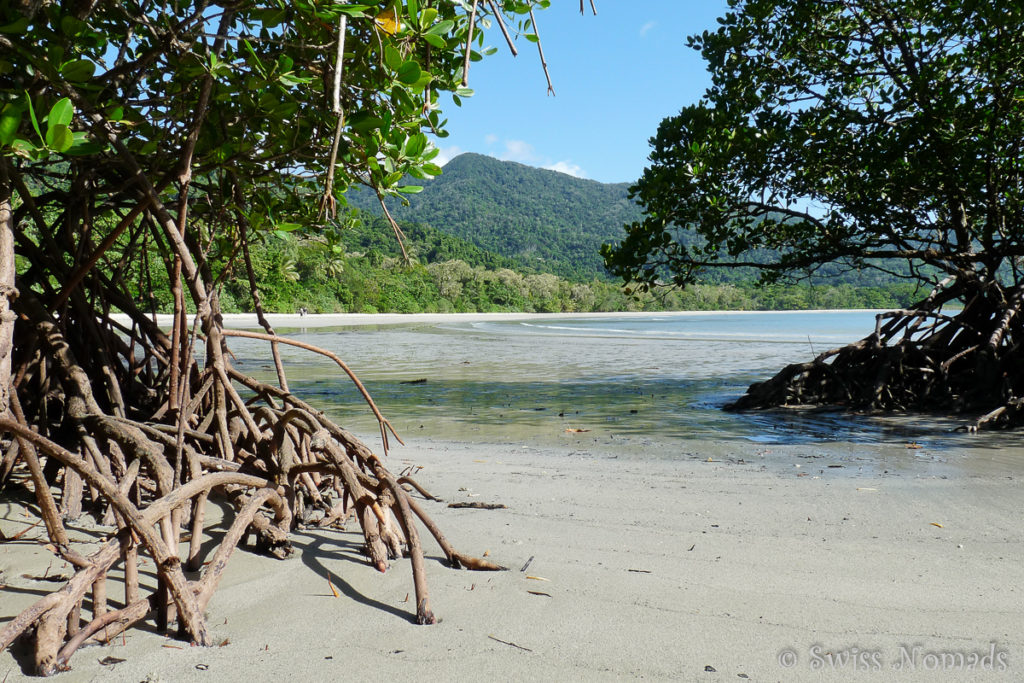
[727,280,1024,431]
[1,311,500,675]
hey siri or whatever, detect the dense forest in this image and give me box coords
[344,152,931,294]
[199,210,923,314]
[344,152,643,281]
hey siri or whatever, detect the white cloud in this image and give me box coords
[502,139,538,162]
[639,20,656,37]
[484,133,498,145]
[543,160,587,178]
[486,137,588,178]
[434,145,463,166]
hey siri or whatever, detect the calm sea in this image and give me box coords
[230,311,1024,474]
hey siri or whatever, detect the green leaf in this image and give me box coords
[24,94,42,142]
[0,104,21,145]
[384,46,403,71]
[65,131,103,156]
[0,17,30,34]
[422,33,446,49]
[425,19,454,36]
[61,59,95,82]
[336,5,372,17]
[278,72,311,86]
[275,222,302,232]
[349,113,385,132]
[242,39,268,77]
[391,85,416,114]
[421,162,443,176]
[47,98,73,127]
[407,0,419,21]
[397,61,421,85]
[404,132,428,157]
[45,124,73,152]
[397,184,423,194]
[419,8,438,28]
[60,16,88,36]
[10,137,37,159]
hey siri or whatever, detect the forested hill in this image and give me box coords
[344,152,642,280]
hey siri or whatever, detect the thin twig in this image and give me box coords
[528,7,555,96]
[320,13,348,220]
[461,0,480,87]
[485,0,517,56]
[488,635,532,652]
[376,195,410,263]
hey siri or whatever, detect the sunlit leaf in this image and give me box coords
[374,7,401,35]
[45,123,73,152]
[10,137,37,159]
[425,19,454,36]
[404,132,428,157]
[47,98,73,127]
[0,104,21,145]
[422,33,446,48]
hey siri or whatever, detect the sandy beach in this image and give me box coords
[4,312,1024,681]
[3,435,1023,682]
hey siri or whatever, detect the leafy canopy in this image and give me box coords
[603,0,1024,292]
[0,1,552,256]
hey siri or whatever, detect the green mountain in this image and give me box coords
[342,152,924,294]
[344,152,642,280]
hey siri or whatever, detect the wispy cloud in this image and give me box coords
[543,160,587,178]
[502,139,538,163]
[434,145,463,166]
[486,137,588,178]
[639,20,656,37]
[484,133,499,145]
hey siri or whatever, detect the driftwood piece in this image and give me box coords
[447,502,507,510]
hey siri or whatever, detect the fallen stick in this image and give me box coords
[447,502,506,510]
[488,635,532,652]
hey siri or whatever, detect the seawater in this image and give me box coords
[229,311,1024,475]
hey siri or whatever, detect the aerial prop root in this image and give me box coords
[726,299,1024,430]
[2,369,506,674]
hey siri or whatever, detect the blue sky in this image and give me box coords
[434,1,731,185]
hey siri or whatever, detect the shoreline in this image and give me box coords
[3,437,1021,681]
[113,308,889,330]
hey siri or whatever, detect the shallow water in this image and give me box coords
[228,311,1024,477]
